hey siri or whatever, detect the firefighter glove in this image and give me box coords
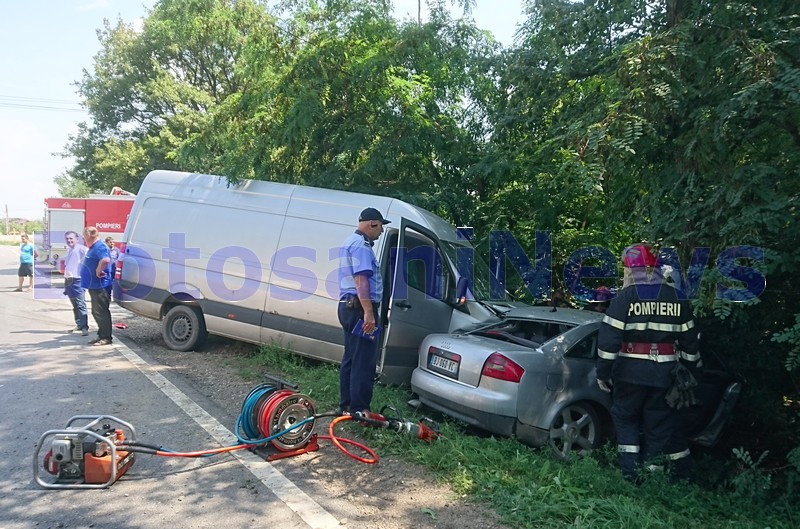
[666,363,698,409]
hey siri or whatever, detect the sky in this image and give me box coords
[0,0,524,222]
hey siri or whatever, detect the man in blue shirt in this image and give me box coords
[15,233,37,291]
[80,227,113,346]
[337,207,390,414]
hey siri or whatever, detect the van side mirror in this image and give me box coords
[455,277,469,306]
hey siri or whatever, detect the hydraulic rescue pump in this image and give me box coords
[34,415,136,489]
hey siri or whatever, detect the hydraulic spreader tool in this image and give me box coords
[34,379,441,489]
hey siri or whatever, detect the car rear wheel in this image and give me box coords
[548,402,601,459]
[162,305,208,352]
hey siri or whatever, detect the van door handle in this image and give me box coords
[395,301,412,310]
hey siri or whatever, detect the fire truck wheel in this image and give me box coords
[162,305,208,352]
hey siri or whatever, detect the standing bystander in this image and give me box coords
[337,207,391,414]
[80,227,113,346]
[104,236,120,297]
[15,233,37,291]
[63,231,89,335]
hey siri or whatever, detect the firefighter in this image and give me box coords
[596,244,701,481]
[589,285,613,313]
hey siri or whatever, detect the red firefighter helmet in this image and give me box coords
[621,244,657,268]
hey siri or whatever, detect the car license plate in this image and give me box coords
[428,348,460,378]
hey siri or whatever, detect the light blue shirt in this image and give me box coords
[20,242,35,265]
[338,231,382,302]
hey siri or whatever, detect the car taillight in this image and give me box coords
[115,243,127,280]
[481,353,524,383]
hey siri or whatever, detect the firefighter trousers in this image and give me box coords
[611,381,676,479]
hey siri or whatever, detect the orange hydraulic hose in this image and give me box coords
[321,415,379,464]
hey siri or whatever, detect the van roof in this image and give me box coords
[141,170,463,243]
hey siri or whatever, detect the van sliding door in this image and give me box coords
[379,219,454,384]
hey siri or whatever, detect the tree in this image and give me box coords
[503,0,800,456]
[53,172,92,197]
[60,0,279,192]
[179,0,499,226]
[476,0,656,298]
[613,0,800,453]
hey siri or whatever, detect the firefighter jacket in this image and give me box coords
[597,279,700,389]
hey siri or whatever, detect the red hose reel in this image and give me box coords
[239,380,320,460]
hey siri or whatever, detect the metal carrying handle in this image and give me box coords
[263,374,299,391]
[33,415,136,490]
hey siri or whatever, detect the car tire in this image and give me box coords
[162,305,208,352]
[548,402,601,459]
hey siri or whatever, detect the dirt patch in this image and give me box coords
[113,314,510,529]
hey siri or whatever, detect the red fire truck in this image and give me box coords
[43,188,136,274]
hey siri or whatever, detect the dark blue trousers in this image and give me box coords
[611,381,675,479]
[338,301,379,413]
[66,278,88,331]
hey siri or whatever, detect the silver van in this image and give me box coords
[114,170,506,383]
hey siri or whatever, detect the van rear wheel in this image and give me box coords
[162,305,208,351]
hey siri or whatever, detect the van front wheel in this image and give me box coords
[162,305,208,351]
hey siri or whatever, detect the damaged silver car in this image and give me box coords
[410,305,741,458]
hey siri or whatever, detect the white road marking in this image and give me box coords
[114,339,345,529]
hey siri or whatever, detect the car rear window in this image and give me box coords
[475,320,576,348]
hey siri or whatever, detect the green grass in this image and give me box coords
[237,343,799,529]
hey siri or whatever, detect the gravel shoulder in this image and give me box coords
[113,312,510,529]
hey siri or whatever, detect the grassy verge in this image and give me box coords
[237,343,798,529]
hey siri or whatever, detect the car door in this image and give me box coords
[379,219,455,384]
[683,349,742,446]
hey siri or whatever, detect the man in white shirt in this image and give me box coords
[63,231,89,335]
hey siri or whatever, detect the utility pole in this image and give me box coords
[4,204,8,235]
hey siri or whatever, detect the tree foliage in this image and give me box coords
[503,0,800,458]
[179,0,497,226]
[60,0,278,193]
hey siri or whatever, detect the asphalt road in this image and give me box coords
[0,246,343,529]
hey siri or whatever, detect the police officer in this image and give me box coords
[596,244,702,481]
[337,207,391,414]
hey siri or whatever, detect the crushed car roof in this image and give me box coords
[498,304,605,325]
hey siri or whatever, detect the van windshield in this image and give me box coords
[439,241,511,303]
